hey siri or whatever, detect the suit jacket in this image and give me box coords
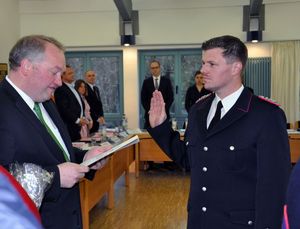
[148,87,291,229]
[0,79,87,229]
[85,84,104,133]
[54,83,84,141]
[141,76,174,128]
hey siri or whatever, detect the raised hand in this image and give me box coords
[149,90,167,128]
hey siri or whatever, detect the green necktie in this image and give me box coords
[33,102,70,162]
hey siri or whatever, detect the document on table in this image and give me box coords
[81,135,139,167]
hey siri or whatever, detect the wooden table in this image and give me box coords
[289,132,300,163]
[79,144,135,229]
[135,132,172,177]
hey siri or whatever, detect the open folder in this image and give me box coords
[81,135,139,167]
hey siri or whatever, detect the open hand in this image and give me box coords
[149,90,167,128]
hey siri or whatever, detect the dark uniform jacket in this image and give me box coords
[141,76,174,128]
[0,79,87,229]
[148,87,291,229]
[54,83,84,141]
[285,157,300,229]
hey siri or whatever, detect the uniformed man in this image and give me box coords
[148,35,291,229]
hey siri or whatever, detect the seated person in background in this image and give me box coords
[75,79,93,139]
[185,70,211,113]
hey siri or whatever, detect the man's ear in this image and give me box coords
[20,59,33,75]
[231,61,243,76]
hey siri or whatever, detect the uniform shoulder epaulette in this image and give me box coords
[195,93,212,104]
[258,95,280,106]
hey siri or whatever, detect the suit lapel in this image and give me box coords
[2,80,71,162]
[88,84,99,101]
[195,94,214,137]
[1,80,50,139]
[206,88,253,138]
[94,86,100,101]
[148,77,156,91]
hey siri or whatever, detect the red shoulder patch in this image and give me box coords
[195,93,212,103]
[258,95,280,106]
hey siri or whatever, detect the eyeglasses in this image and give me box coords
[151,66,160,69]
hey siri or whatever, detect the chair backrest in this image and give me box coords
[287,123,293,129]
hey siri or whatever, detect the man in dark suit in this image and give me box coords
[0,35,108,229]
[148,35,291,228]
[141,60,174,129]
[84,70,105,133]
[54,65,88,141]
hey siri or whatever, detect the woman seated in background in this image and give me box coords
[184,70,211,113]
[75,79,93,138]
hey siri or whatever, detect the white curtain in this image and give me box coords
[271,41,300,127]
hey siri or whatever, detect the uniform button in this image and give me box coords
[229,146,235,151]
[202,207,207,212]
[202,167,207,172]
[247,221,253,225]
[202,187,207,192]
[203,146,208,151]
[186,141,189,146]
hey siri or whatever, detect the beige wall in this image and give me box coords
[0,0,297,128]
[0,0,19,63]
[18,0,300,45]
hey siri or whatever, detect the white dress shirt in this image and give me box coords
[207,85,244,128]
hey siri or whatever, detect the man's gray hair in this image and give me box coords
[9,35,65,71]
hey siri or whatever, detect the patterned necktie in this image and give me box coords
[208,101,223,130]
[154,78,159,90]
[33,103,70,161]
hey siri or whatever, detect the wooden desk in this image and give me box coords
[135,132,172,177]
[289,133,300,163]
[80,144,135,229]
